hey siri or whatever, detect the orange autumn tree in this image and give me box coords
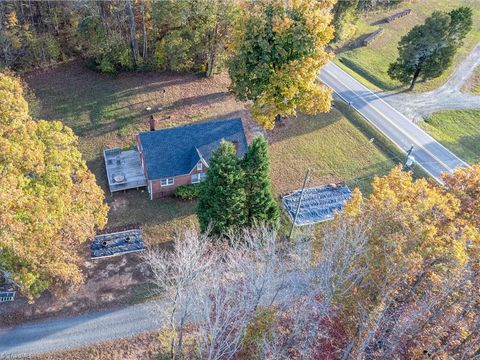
[339,166,480,359]
[0,73,108,300]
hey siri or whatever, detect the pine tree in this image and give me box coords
[197,140,246,235]
[242,136,279,228]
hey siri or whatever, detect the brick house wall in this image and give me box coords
[148,161,207,199]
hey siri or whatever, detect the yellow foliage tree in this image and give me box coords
[339,166,480,358]
[229,0,334,129]
[0,73,108,300]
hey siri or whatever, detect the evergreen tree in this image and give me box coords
[242,136,279,228]
[197,140,246,235]
[388,7,473,90]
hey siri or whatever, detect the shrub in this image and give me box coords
[175,184,200,200]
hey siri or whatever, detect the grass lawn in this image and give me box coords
[268,101,409,197]
[24,61,409,247]
[12,61,424,317]
[420,110,480,165]
[334,0,480,92]
[462,65,480,94]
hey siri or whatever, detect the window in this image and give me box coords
[197,162,203,171]
[192,173,206,184]
[161,178,174,186]
[191,173,201,184]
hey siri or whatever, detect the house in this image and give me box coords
[101,117,243,200]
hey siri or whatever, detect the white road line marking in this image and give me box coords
[326,63,470,168]
[327,81,443,184]
[322,68,459,175]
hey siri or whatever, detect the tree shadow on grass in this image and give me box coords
[267,108,344,144]
[449,134,480,165]
[337,57,403,92]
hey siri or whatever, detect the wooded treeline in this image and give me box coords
[0,0,240,75]
[0,0,405,73]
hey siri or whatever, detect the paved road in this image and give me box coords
[318,62,469,182]
[0,301,162,358]
[382,43,480,122]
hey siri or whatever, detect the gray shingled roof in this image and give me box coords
[138,118,248,180]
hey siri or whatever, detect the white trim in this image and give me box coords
[161,178,174,187]
[191,173,201,184]
[197,162,203,171]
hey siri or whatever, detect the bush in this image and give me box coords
[174,184,200,200]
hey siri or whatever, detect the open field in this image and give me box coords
[462,65,480,94]
[268,101,401,196]
[420,110,480,165]
[7,61,406,327]
[334,0,480,92]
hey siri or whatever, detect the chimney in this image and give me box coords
[231,140,239,154]
[149,115,156,131]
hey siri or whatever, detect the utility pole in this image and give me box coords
[288,169,310,240]
[404,145,415,169]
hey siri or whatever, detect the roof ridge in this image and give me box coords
[139,117,242,136]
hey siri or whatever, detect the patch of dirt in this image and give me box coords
[0,252,152,328]
[24,331,164,360]
[462,65,480,94]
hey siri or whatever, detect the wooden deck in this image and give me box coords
[104,148,147,193]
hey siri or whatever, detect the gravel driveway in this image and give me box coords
[380,42,480,122]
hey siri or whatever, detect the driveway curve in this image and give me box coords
[380,42,480,122]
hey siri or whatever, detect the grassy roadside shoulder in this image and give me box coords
[420,109,480,165]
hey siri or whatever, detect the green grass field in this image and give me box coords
[420,110,480,165]
[269,101,412,196]
[334,0,480,92]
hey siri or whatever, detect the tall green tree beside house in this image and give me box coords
[228,0,334,129]
[197,140,246,235]
[242,136,279,228]
[388,7,473,90]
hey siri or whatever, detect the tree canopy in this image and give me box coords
[197,140,247,235]
[0,73,108,299]
[388,7,473,90]
[228,0,334,129]
[242,136,279,228]
[338,165,480,358]
[0,0,240,76]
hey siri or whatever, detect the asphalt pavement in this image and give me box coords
[318,62,470,182]
[0,301,162,358]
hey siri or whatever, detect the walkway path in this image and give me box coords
[380,43,480,122]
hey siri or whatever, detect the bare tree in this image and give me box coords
[143,229,215,359]
[125,0,139,65]
[144,224,373,360]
